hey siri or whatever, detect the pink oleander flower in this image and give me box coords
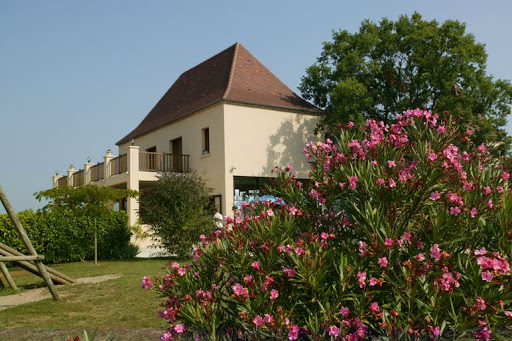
[369,302,380,313]
[482,186,492,195]
[263,314,273,324]
[282,267,296,278]
[357,271,366,288]
[378,257,388,268]
[503,172,510,180]
[474,248,487,256]
[266,209,274,217]
[253,315,264,327]
[430,244,442,260]
[428,153,438,161]
[349,175,358,190]
[466,129,473,135]
[288,206,298,215]
[244,274,253,284]
[347,121,354,128]
[388,178,396,187]
[160,332,172,341]
[402,231,412,241]
[387,160,396,168]
[432,326,440,337]
[475,326,491,340]
[476,297,486,311]
[430,191,441,200]
[288,325,300,340]
[470,208,478,218]
[321,232,329,240]
[376,178,385,187]
[141,276,154,289]
[384,238,393,247]
[449,206,461,216]
[477,144,487,153]
[497,186,504,193]
[270,289,279,300]
[285,164,292,171]
[295,247,305,255]
[416,253,425,261]
[358,240,368,257]
[481,271,493,282]
[505,311,512,318]
[177,268,187,276]
[340,306,350,317]
[369,277,378,286]
[251,261,261,270]
[232,283,248,297]
[174,323,185,334]
[437,125,446,134]
[328,325,340,337]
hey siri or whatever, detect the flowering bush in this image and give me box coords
[144,109,511,340]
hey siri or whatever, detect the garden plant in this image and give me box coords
[143,109,511,340]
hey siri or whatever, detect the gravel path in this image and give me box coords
[0,274,122,311]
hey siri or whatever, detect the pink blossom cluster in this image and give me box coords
[475,248,511,282]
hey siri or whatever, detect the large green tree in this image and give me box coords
[300,12,512,154]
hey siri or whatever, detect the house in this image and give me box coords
[52,42,322,240]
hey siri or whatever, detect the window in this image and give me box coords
[202,127,210,155]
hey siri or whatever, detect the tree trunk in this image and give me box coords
[94,216,98,265]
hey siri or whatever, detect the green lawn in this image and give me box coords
[0,258,172,341]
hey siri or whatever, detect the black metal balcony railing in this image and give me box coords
[110,154,127,176]
[139,152,189,173]
[89,162,104,182]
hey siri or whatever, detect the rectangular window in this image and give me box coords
[202,127,210,154]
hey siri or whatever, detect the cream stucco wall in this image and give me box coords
[118,104,227,213]
[116,102,320,218]
[223,103,321,214]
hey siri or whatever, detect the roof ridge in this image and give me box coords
[222,42,239,99]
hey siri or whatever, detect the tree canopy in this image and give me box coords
[36,185,138,264]
[300,12,512,154]
[139,171,214,258]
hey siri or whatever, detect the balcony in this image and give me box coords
[139,152,189,173]
[54,150,190,188]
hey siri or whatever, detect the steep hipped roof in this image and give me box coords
[117,43,321,145]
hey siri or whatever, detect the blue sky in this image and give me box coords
[1,0,511,213]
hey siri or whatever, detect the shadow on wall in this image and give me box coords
[263,114,320,176]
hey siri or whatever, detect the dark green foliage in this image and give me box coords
[35,185,139,264]
[139,171,214,258]
[300,12,512,155]
[0,209,138,263]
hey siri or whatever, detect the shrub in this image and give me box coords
[144,110,511,340]
[0,209,138,263]
[140,171,215,258]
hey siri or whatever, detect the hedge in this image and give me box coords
[0,209,139,263]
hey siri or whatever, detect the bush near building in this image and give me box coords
[139,171,215,259]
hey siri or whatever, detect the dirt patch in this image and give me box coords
[0,274,122,311]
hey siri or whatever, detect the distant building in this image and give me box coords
[53,43,322,244]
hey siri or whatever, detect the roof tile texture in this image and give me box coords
[118,43,320,145]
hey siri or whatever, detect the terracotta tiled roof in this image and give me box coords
[117,43,321,145]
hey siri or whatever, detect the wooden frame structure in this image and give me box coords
[0,185,76,300]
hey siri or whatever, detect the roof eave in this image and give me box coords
[116,99,323,146]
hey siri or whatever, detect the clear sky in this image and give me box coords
[1,0,511,213]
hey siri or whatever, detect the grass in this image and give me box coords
[0,258,173,341]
